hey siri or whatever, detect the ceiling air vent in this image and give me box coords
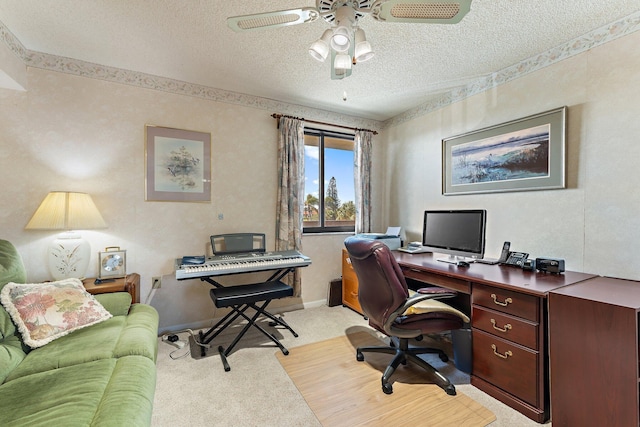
[372,0,472,24]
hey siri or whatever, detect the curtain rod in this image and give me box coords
[271,113,378,135]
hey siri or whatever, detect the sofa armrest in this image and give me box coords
[94,292,132,316]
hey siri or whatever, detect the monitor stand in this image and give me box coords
[436,255,475,265]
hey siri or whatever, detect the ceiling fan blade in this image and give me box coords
[227,8,320,32]
[371,0,472,24]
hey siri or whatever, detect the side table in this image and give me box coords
[82,273,140,303]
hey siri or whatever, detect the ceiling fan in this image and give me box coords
[227,0,473,80]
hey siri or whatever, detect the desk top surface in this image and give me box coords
[393,251,597,297]
[549,275,640,308]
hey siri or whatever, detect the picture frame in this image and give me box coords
[145,125,211,202]
[98,246,126,280]
[442,106,566,195]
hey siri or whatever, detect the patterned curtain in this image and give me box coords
[354,129,373,234]
[275,116,305,296]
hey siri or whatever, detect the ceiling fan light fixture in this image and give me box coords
[331,26,351,52]
[334,53,352,70]
[309,29,332,62]
[354,28,375,63]
[228,0,472,80]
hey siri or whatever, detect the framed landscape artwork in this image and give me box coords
[145,125,211,202]
[442,107,566,195]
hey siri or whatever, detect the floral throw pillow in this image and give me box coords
[0,278,112,348]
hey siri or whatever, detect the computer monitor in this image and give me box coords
[422,209,486,263]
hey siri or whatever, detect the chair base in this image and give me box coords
[356,337,456,396]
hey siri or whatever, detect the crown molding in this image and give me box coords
[0,20,382,132]
[2,11,640,131]
[384,10,640,129]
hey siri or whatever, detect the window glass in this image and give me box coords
[304,129,355,232]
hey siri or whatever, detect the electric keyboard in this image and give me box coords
[175,250,311,280]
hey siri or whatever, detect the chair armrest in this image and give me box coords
[94,292,132,316]
[417,287,457,296]
[394,291,455,316]
[384,291,470,331]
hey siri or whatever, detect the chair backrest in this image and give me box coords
[210,233,266,255]
[344,236,410,332]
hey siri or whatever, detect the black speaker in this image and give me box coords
[535,258,565,274]
[522,259,536,271]
[328,278,343,307]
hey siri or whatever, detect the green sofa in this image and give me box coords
[0,239,159,426]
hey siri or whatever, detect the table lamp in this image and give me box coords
[25,191,107,280]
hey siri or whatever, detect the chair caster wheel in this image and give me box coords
[382,382,393,394]
[356,352,364,362]
[439,353,449,362]
[445,385,456,396]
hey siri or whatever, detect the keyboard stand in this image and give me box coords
[194,266,299,371]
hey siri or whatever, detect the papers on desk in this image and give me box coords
[356,227,402,250]
[397,241,431,254]
[397,246,431,254]
[386,226,401,236]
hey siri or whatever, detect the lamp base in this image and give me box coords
[48,232,91,280]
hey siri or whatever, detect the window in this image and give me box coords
[303,128,355,233]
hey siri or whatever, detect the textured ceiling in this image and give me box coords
[1,1,640,122]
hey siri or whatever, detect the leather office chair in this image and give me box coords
[344,236,469,395]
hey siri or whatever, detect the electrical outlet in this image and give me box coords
[152,276,161,289]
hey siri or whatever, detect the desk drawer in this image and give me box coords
[472,305,539,349]
[400,267,470,294]
[472,284,539,322]
[342,274,362,313]
[342,250,362,314]
[473,329,539,407]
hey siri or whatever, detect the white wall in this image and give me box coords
[378,30,640,280]
[0,68,384,331]
[4,29,638,332]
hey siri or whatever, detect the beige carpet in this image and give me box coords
[277,331,496,427]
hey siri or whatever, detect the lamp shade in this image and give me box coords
[354,28,375,63]
[26,192,106,280]
[25,192,107,230]
[309,29,332,62]
[334,53,352,70]
[331,26,351,52]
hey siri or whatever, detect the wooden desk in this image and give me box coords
[342,249,363,314]
[393,252,596,423]
[82,273,140,303]
[549,276,640,426]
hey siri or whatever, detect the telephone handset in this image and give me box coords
[497,241,511,263]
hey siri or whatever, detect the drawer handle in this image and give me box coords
[490,318,512,333]
[491,344,513,359]
[491,293,513,307]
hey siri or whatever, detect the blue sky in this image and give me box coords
[305,146,355,203]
